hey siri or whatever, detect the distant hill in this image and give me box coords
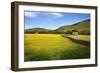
[25,28,53,33]
[25,19,90,35]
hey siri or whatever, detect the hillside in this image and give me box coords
[25,28,53,33]
[25,19,90,34]
[56,19,90,34]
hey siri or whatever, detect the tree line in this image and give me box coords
[25,29,90,35]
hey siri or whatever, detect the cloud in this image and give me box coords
[49,13,63,18]
[24,11,63,18]
[25,11,38,17]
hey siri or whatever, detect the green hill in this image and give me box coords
[25,19,90,35]
[25,28,53,33]
[56,19,90,34]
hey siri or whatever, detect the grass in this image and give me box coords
[68,35,90,42]
[24,34,90,61]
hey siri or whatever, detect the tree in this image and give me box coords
[66,30,72,34]
[72,29,78,32]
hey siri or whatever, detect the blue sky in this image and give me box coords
[24,11,90,29]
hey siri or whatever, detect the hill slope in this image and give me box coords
[25,28,53,33]
[56,19,90,34]
[25,19,90,34]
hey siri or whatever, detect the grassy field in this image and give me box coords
[24,34,90,61]
[68,35,90,42]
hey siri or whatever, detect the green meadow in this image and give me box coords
[68,35,90,42]
[24,34,90,61]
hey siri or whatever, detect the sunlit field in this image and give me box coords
[68,35,90,42]
[24,34,90,61]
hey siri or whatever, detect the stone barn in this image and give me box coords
[72,32,79,35]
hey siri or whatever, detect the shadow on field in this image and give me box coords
[25,47,90,61]
[62,35,90,49]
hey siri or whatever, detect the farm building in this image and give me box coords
[72,32,79,35]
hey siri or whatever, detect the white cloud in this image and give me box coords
[24,12,63,18]
[25,12,38,17]
[50,13,63,18]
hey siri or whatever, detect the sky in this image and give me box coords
[24,11,90,29]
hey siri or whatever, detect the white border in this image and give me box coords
[18,5,96,68]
